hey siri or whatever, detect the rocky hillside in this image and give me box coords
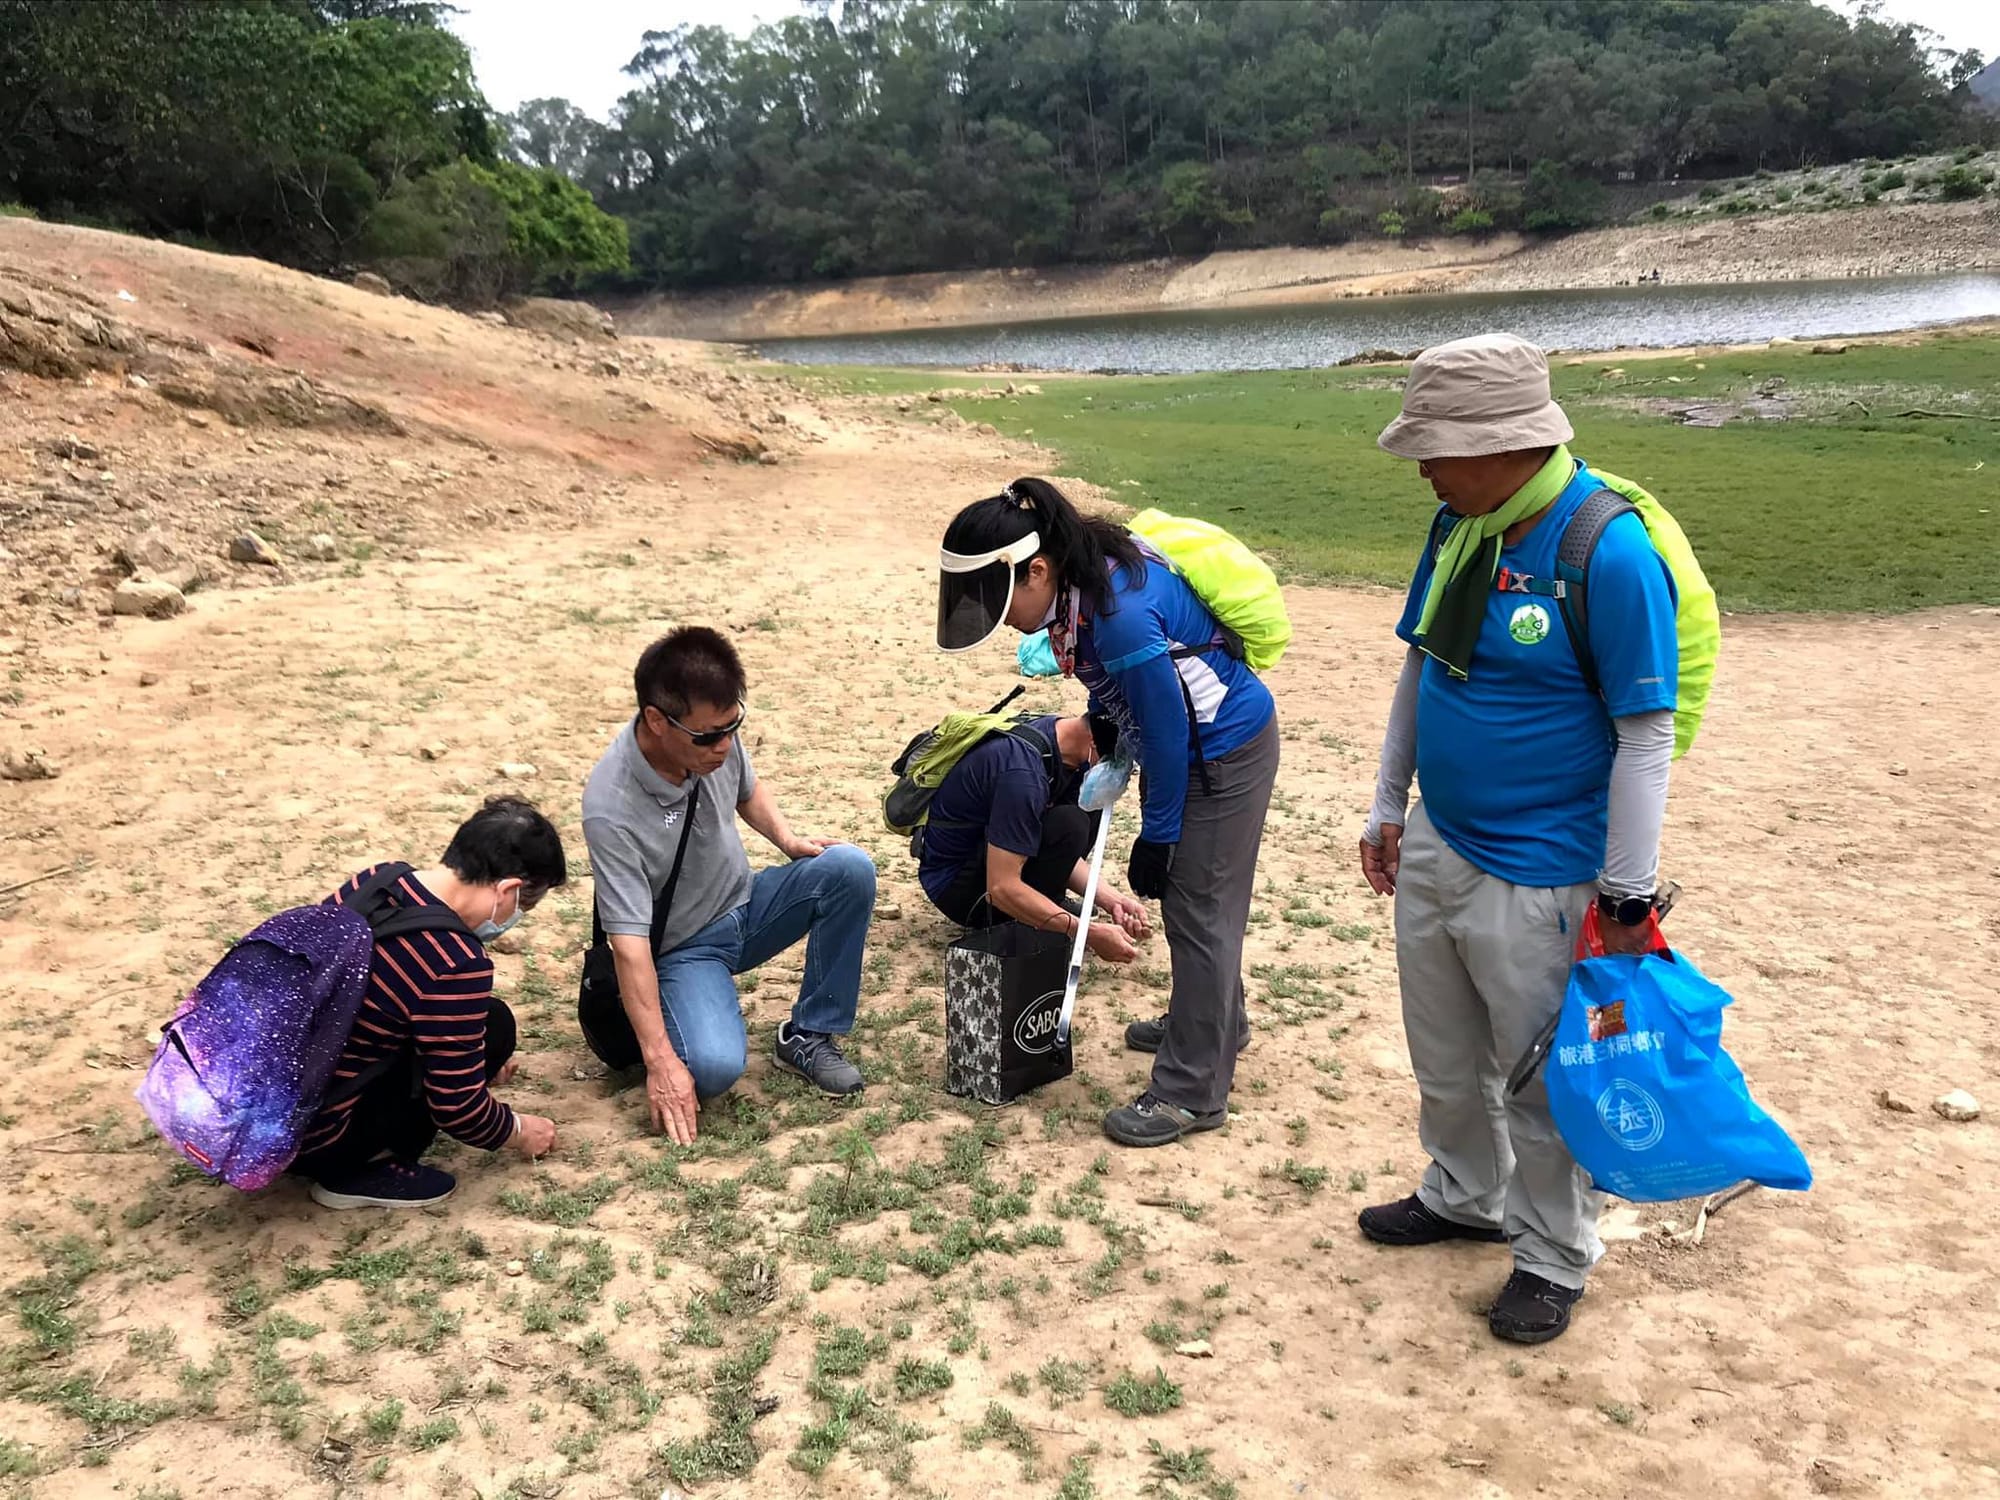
[0,219,835,656]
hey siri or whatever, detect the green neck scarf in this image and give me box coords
[1414,445,1574,681]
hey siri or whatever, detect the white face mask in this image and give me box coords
[475,887,523,941]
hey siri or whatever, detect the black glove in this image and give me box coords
[1127,838,1176,899]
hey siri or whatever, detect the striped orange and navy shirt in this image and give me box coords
[299,866,516,1155]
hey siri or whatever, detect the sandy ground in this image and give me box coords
[2,222,1998,1500]
[610,201,2000,342]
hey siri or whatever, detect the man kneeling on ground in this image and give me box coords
[293,796,564,1210]
[917,710,1145,967]
[582,626,876,1144]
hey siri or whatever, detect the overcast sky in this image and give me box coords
[450,0,1998,120]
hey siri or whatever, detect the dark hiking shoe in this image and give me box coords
[1487,1270,1584,1345]
[1123,1012,1253,1055]
[1357,1194,1508,1246]
[308,1160,455,1210]
[1101,1090,1228,1147]
[774,1023,865,1096]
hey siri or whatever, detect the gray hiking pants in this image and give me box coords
[1150,715,1280,1115]
[1395,801,1604,1289]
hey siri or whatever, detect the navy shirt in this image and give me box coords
[917,716,1064,901]
[1396,460,1679,887]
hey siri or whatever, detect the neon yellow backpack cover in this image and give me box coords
[1126,508,1292,671]
[1589,470,1720,759]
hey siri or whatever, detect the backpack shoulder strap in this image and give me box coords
[347,863,473,944]
[1553,488,1637,702]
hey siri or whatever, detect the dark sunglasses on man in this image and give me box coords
[655,702,747,747]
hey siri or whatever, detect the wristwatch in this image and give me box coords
[1596,890,1656,927]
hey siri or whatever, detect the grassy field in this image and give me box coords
[788,330,2000,613]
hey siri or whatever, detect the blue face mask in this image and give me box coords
[475,888,524,941]
[1079,755,1133,814]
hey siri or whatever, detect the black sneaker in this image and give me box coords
[1357,1193,1508,1246]
[1123,1013,1253,1055]
[308,1160,456,1210]
[1101,1090,1228,1147]
[1486,1269,1584,1345]
[774,1022,865,1096]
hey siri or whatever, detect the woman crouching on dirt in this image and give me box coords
[934,478,1278,1146]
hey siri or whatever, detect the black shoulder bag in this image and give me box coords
[576,781,701,1070]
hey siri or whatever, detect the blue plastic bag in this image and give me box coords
[1544,941,1811,1203]
[1017,629,1060,678]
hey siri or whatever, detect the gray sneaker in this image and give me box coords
[1124,1012,1253,1055]
[774,1022,864,1096]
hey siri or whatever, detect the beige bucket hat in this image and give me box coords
[1377,333,1573,460]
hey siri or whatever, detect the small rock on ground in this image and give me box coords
[496,761,538,779]
[111,578,188,619]
[1874,1089,1915,1114]
[1933,1089,1980,1122]
[420,742,449,762]
[353,271,393,296]
[139,671,160,688]
[0,747,59,781]
[227,531,283,566]
[299,533,340,562]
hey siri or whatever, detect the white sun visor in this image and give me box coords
[936,530,1041,653]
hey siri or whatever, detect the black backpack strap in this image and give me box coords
[1161,646,1219,796]
[1553,488,1636,703]
[592,779,703,956]
[347,863,473,944]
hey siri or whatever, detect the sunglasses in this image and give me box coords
[659,704,746,748]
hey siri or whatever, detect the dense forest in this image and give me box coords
[2,1,1991,301]
[0,0,629,300]
[557,0,1990,287]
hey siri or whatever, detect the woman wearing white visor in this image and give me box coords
[936,478,1279,1146]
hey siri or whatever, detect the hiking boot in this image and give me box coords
[1101,1090,1228,1147]
[774,1022,865,1096]
[1357,1194,1508,1246]
[1123,1012,1253,1055]
[308,1160,456,1211]
[1486,1269,1584,1345]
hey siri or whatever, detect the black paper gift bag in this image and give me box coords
[944,922,1074,1105]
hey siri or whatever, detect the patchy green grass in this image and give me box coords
[785,331,2000,613]
[1104,1365,1185,1417]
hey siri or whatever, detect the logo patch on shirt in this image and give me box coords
[1508,602,1552,646]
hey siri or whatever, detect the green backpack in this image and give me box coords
[883,687,1054,847]
[1553,470,1719,760]
[1126,508,1292,672]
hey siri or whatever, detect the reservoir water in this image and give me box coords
[755,271,2000,374]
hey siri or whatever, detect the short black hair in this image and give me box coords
[634,626,745,718]
[441,796,567,890]
[1085,712,1120,760]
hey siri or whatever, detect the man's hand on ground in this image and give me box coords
[512,1113,557,1159]
[1360,824,1402,896]
[495,1058,519,1086]
[646,1056,700,1144]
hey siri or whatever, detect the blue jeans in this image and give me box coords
[656,845,875,1099]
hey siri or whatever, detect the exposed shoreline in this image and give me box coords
[608,200,2000,342]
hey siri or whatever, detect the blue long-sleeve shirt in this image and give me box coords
[1075,554,1275,842]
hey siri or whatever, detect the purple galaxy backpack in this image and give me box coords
[136,864,469,1190]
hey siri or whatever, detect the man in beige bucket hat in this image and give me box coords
[1355,333,1681,1344]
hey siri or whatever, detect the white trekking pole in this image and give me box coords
[1055,754,1132,1048]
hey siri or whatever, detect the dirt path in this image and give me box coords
[3,224,1998,1500]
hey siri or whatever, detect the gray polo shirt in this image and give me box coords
[581,719,757,957]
